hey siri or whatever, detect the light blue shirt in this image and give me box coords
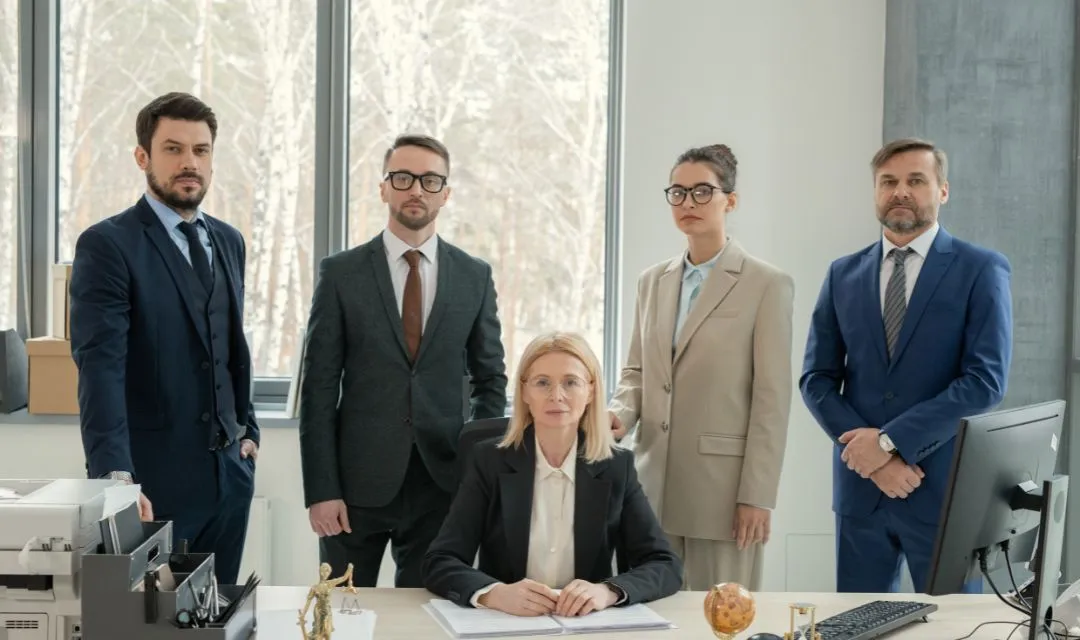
[673,241,727,347]
[144,192,213,269]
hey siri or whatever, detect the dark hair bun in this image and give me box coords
[707,144,737,166]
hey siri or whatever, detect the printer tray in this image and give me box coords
[81,521,256,640]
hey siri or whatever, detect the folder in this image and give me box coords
[424,598,673,638]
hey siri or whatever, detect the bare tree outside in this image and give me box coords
[49,0,610,384]
[348,0,611,385]
[0,1,18,332]
[56,0,317,377]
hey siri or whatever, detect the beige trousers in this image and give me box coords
[666,533,764,592]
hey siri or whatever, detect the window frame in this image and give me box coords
[16,0,625,410]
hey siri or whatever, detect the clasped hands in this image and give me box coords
[839,427,924,500]
[478,579,618,618]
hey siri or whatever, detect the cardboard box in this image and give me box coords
[51,263,74,339]
[26,337,78,415]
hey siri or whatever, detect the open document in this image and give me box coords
[425,598,674,638]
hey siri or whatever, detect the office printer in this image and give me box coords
[0,478,120,640]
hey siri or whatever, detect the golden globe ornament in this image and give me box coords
[703,582,756,639]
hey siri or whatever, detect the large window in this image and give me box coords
[0,1,18,332]
[347,0,612,384]
[57,0,317,378]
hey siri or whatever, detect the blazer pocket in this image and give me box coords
[706,309,740,319]
[698,433,747,456]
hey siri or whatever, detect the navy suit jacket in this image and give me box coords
[69,196,258,516]
[799,227,1012,523]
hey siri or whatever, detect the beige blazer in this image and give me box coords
[610,239,794,541]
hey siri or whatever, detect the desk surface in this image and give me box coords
[257,587,1027,639]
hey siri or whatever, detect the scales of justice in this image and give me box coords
[704,582,822,640]
[296,562,364,640]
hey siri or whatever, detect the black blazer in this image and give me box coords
[421,428,683,607]
[69,196,257,517]
[299,233,508,509]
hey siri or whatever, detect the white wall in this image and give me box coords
[0,0,888,591]
[620,0,886,590]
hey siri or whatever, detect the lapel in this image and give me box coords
[573,450,611,579]
[889,229,955,367]
[858,242,889,367]
[414,239,453,364]
[673,240,743,365]
[135,197,209,353]
[499,434,536,581]
[368,234,412,361]
[652,257,681,380]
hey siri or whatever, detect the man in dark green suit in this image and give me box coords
[299,134,508,587]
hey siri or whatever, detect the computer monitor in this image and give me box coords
[927,399,1069,640]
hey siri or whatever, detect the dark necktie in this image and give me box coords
[178,220,213,293]
[883,247,913,359]
[402,250,423,361]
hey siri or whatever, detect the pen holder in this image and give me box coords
[81,521,257,640]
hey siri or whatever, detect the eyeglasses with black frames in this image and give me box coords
[664,183,724,206]
[385,171,448,194]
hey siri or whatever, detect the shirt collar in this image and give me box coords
[383,228,438,264]
[145,191,205,231]
[534,432,577,483]
[682,237,728,281]
[882,221,939,262]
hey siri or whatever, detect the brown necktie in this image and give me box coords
[402,250,423,360]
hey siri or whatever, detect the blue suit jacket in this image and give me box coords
[69,196,258,516]
[799,227,1012,523]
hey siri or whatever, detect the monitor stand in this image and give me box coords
[1010,475,1069,640]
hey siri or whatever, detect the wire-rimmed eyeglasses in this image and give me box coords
[664,183,724,206]
[385,171,448,193]
[523,375,592,398]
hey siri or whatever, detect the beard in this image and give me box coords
[147,168,208,211]
[391,200,439,231]
[877,198,934,234]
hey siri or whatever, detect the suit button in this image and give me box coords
[201,361,210,370]
[661,422,669,432]
[201,412,210,422]
[885,392,895,400]
[663,383,671,393]
[403,417,412,426]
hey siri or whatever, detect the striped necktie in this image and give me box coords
[883,247,913,359]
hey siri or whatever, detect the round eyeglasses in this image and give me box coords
[524,375,591,398]
[664,183,723,206]
[385,171,448,194]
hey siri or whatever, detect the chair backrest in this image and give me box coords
[456,417,510,489]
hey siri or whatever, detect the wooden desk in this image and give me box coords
[257,587,1027,639]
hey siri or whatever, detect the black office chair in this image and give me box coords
[456,416,510,489]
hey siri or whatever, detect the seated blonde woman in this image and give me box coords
[422,332,683,617]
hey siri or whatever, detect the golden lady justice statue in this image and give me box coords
[297,562,358,640]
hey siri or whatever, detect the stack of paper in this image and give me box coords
[425,599,673,638]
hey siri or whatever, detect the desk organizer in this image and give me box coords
[81,521,257,639]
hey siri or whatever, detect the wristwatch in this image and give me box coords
[104,471,134,484]
[878,432,897,455]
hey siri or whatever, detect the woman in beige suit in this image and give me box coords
[609,144,794,591]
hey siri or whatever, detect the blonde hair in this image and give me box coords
[498,332,614,463]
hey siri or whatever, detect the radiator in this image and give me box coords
[239,496,272,585]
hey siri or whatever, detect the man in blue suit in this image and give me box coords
[800,138,1012,593]
[70,92,258,585]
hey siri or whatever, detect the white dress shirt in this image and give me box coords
[471,434,578,606]
[880,222,939,312]
[382,228,438,330]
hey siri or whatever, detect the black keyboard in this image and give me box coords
[806,600,938,640]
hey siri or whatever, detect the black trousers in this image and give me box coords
[319,445,452,587]
[163,443,255,586]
